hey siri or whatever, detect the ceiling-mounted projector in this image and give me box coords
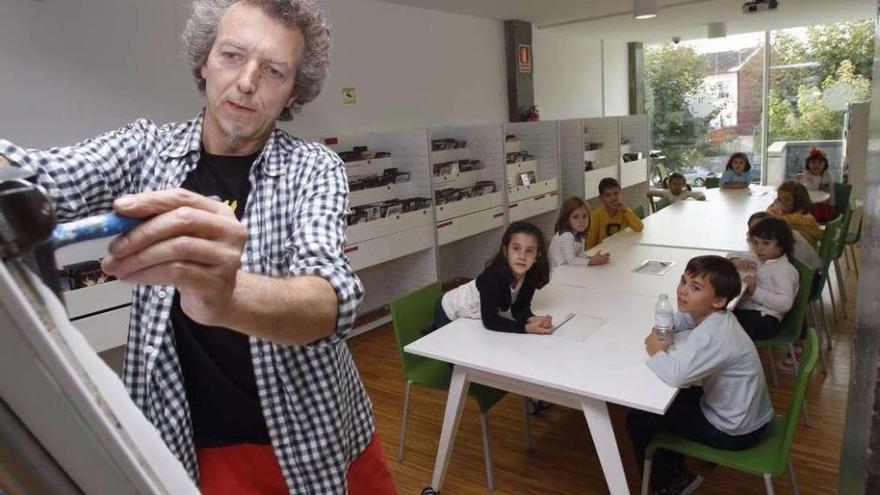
[743,0,778,13]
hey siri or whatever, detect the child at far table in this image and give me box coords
[549,196,611,270]
[647,172,706,205]
[627,255,773,495]
[719,152,752,189]
[767,180,822,247]
[798,147,835,222]
[586,177,644,249]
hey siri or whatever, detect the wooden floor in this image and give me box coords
[348,259,860,495]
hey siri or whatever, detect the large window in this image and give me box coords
[768,21,873,180]
[645,19,873,186]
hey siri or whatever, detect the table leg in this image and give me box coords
[581,398,630,495]
[431,365,470,490]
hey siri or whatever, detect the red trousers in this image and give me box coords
[197,434,396,495]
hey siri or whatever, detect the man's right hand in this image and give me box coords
[0,155,9,166]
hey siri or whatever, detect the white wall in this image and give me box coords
[0,0,199,148]
[291,0,507,138]
[0,0,507,148]
[602,39,630,116]
[533,29,603,120]
[533,30,629,120]
[0,0,630,149]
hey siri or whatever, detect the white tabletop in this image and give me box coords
[405,283,677,414]
[701,185,778,211]
[551,244,724,298]
[604,187,775,252]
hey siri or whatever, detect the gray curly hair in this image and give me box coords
[182,0,331,121]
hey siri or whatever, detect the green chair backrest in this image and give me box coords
[655,163,669,185]
[781,328,818,457]
[833,201,855,259]
[814,215,844,298]
[652,196,670,213]
[772,257,814,341]
[705,177,720,189]
[633,205,645,219]
[848,211,863,245]
[833,182,852,220]
[389,283,443,380]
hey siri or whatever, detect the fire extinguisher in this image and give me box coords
[526,105,539,122]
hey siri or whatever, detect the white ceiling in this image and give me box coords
[370,0,875,43]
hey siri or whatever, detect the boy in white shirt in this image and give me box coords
[730,216,799,341]
[627,255,773,495]
[647,172,706,206]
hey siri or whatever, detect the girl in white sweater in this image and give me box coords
[548,196,610,270]
[729,216,799,341]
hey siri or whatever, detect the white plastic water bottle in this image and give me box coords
[654,294,674,344]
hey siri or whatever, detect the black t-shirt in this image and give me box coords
[171,147,270,447]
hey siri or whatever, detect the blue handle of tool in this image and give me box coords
[51,212,145,248]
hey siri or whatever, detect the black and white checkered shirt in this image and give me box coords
[1,113,373,493]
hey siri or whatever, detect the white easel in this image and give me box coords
[0,260,197,494]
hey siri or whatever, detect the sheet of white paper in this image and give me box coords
[549,312,608,342]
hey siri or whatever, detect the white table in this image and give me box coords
[405,284,677,495]
[552,244,725,297]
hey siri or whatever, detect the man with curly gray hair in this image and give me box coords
[0,1,395,493]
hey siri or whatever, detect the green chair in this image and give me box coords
[654,162,669,187]
[810,215,845,351]
[634,205,646,220]
[832,182,852,221]
[641,329,818,495]
[755,258,823,416]
[389,283,530,491]
[647,194,670,214]
[705,177,721,189]
[844,210,862,277]
[830,199,855,321]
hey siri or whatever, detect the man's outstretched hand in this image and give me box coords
[101,188,246,327]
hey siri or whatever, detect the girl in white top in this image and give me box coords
[548,196,610,270]
[436,221,554,334]
[798,147,835,222]
[729,217,799,341]
[647,172,706,205]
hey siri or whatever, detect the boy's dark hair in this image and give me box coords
[665,172,691,190]
[554,196,590,241]
[748,216,795,256]
[805,147,829,173]
[747,211,771,226]
[684,255,742,306]
[725,152,752,172]
[598,177,621,195]
[778,180,813,214]
[667,172,686,184]
[486,221,551,289]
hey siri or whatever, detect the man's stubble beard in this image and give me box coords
[225,125,242,145]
